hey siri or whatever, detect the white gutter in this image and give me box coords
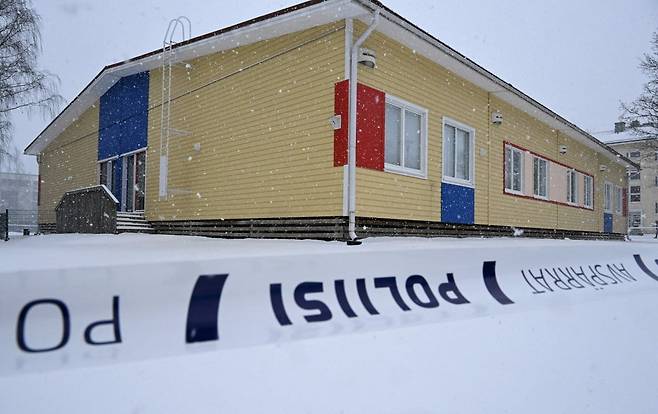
[347,9,380,243]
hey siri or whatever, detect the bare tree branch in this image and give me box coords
[0,0,63,172]
[621,30,658,143]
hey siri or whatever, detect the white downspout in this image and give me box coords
[347,10,380,243]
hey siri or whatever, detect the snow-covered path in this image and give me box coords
[2,234,658,413]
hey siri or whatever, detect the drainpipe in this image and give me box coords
[347,10,380,243]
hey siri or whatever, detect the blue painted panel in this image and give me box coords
[441,182,475,224]
[98,72,149,160]
[604,213,613,233]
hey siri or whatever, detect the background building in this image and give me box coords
[597,122,657,234]
[0,172,38,233]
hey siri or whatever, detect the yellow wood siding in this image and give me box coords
[488,97,560,229]
[144,23,346,221]
[352,23,627,233]
[600,160,628,234]
[38,104,100,224]
[355,26,489,222]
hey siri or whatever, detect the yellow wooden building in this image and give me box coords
[25,0,635,240]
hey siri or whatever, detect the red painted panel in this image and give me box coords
[333,80,385,171]
[334,80,349,167]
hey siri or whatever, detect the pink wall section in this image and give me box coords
[549,163,568,204]
[523,153,534,195]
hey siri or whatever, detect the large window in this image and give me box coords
[614,186,622,214]
[604,182,613,212]
[630,185,641,202]
[567,169,578,204]
[504,145,523,193]
[443,118,474,185]
[583,175,593,208]
[533,157,548,198]
[385,97,427,177]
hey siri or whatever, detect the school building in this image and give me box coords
[25,0,635,240]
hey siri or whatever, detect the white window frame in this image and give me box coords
[503,144,524,194]
[98,156,118,192]
[442,117,475,188]
[566,169,578,205]
[532,156,549,199]
[384,95,428,179]
[604,181,613,213]
[630,185,641,203]
[583,175,593,208]
[614,186,622,215]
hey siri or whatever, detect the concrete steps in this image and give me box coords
[116,212,155,234]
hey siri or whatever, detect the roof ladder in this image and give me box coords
[159,16,192,200]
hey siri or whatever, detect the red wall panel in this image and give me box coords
[334,80,385,171]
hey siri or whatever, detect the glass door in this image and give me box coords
[135,151,146,211]
[121,150,146,212]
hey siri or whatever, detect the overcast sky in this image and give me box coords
[12,0,658,173]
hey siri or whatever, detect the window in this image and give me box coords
[629,211,642,228]
[533,157,548,198]
[567,170,578,204]
[583,175,593,208]
[443,119,474,185]
[99,159,115,194]
[504,145,523,193]
[629,170,640,180]
[630,185,641,202]
[604,182,613,212]
[629,151,641,158]
[614,186,622,214]
[385,97,427,176]
[655,176,658,187]
[655,202,658,215]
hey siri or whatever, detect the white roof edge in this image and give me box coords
[25,0,360,156]
[26,0,636,170]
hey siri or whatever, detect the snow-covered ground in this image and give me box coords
[1,232,656,272]
[2,233,658,413]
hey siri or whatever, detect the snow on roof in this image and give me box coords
[593,128,653,145]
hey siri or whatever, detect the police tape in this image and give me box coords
[2,244,658,376]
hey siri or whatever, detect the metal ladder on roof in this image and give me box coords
[159,16,192,200]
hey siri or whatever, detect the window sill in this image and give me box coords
[504,188,524,196]
[443,176,474,188]
[384,164,427,180]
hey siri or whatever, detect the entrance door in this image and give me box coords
[121,151,146,212]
